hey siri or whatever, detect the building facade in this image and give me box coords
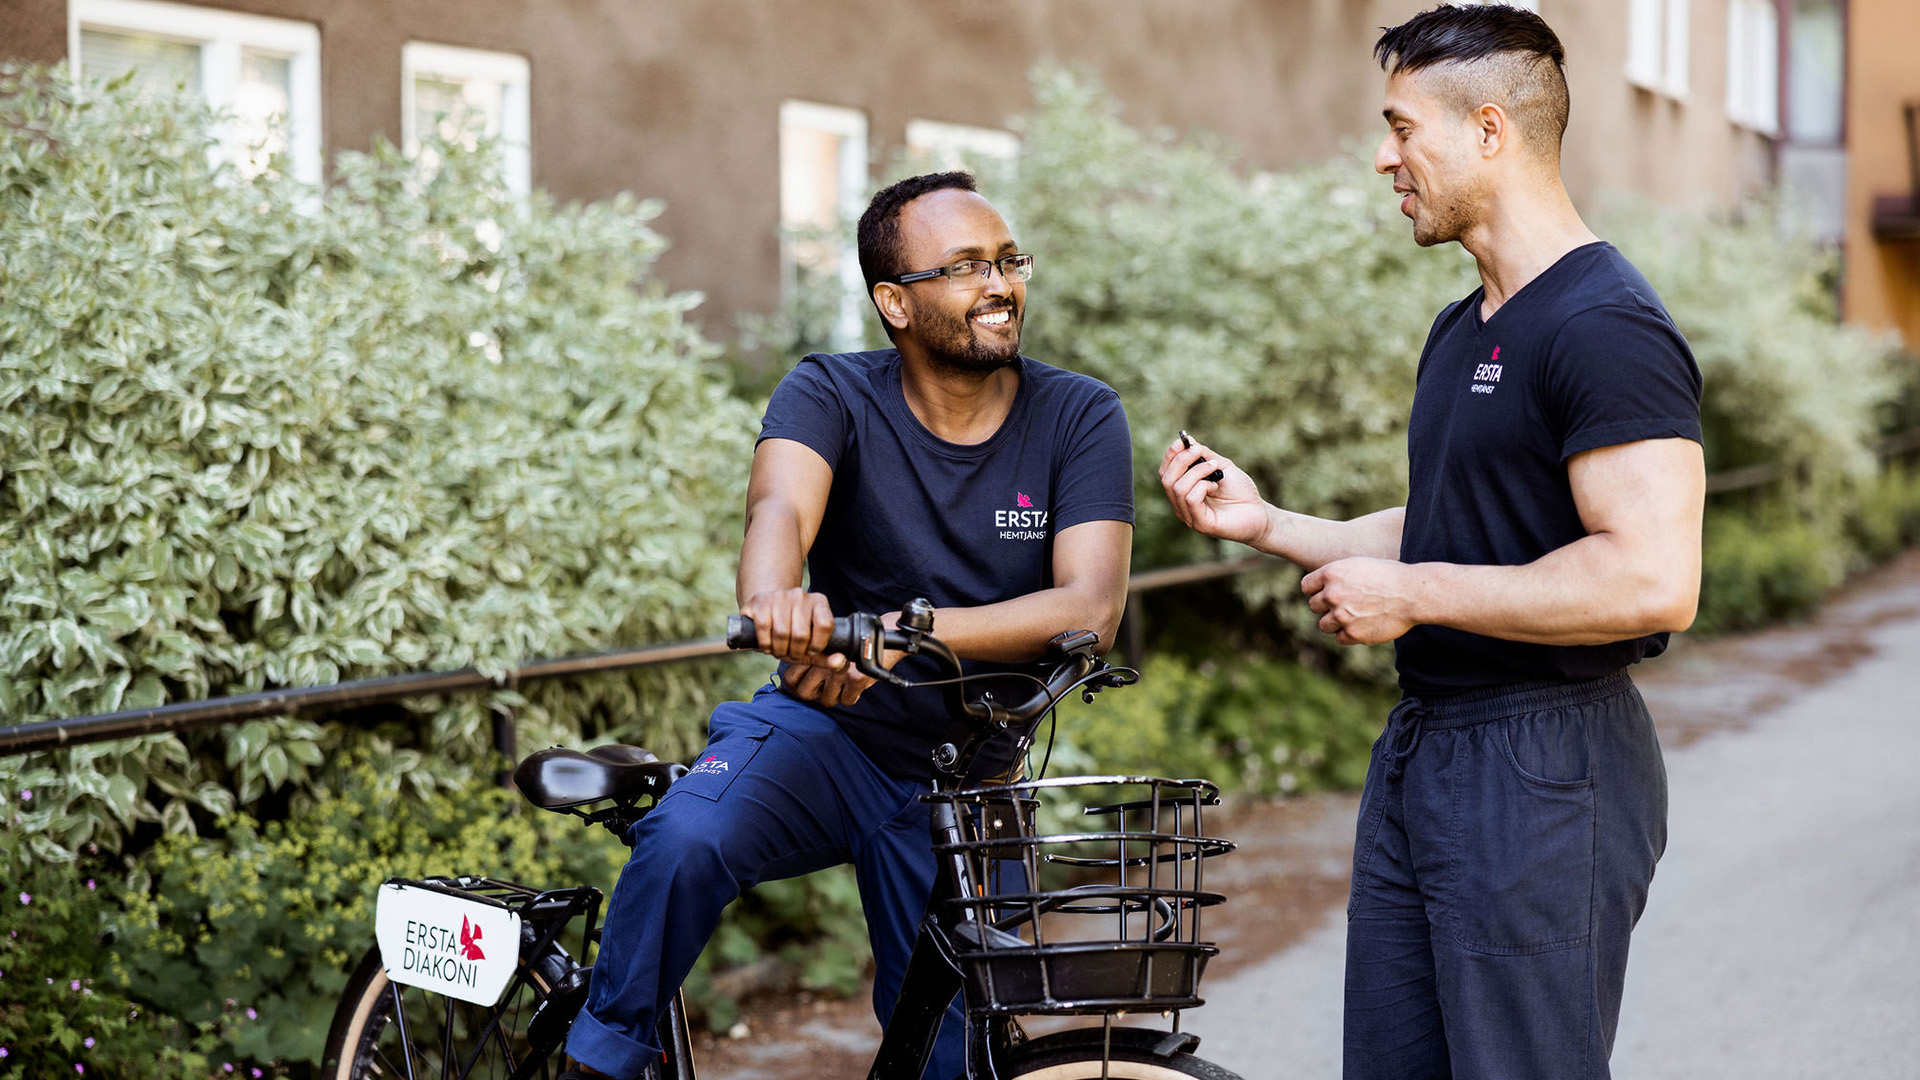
[8,0,1896,347]
[1844,0,1920,347]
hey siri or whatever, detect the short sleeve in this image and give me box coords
[1051,388,1135,530]
[758,355,850,471]
[1545,305,1703,461]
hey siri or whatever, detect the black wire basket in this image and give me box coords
[930,775,1234,1016]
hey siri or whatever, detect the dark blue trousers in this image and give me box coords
[568,685,964,1079]
[1344,672,1668,1080]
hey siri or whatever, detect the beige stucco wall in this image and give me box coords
[1843,0,1920,349]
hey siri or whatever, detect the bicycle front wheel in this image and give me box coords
[321,945,563,1080]
[1002,1029,1246,1080]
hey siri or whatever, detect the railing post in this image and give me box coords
[492,703,518,789]
[1124,592,1147,670]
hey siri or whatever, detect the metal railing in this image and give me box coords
[6,430,1918,760]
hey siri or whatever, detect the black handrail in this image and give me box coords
[0,637,731,757]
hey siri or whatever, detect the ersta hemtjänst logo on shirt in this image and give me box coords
[1472,346,1504,395]
[996,491,1048,541]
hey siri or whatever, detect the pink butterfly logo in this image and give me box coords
[1016,492,1033,508]
[459,915,486,961]
[1491,346,1501,362]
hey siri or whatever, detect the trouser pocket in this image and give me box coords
[668,704,772,802]
[1447,710,1596,954]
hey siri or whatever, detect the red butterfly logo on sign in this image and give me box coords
[459,915,486,961]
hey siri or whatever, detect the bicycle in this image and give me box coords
[321,601,1243,1080]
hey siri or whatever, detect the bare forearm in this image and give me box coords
[1253,506,1405,569]
[910,586,1127,663]
[1410,533,1699,645]
[736,505,808,607]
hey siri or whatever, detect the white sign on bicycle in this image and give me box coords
[374,882,523,1007]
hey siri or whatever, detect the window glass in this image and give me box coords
[779,101,868,350]
[235,49,292,177]
[78,28,200,97]
[1627,0,1691,98]
[1788,0,1843,144]
[70,1,320,185]
[401,43,532,196]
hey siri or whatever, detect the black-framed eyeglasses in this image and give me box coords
[891,253,1035,290]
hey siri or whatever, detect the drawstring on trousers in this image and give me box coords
[1383,697,1429,782]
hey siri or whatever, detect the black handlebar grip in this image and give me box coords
[726,614,861,653]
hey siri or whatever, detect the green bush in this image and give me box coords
[0,64,760,858]
[106,754,628,1071]
[1695,502,1845,633]
[1601,197,1905,481]
[0,828,235,1080]
[1049,652,1392,798]
[1844,461,1920,565]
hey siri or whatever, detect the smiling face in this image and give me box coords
[1375,68,1490,248]
[889,188,1025,374]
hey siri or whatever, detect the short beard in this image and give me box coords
[1411,169,1486,248]
[920,300,1021,375]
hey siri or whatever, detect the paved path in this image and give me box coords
[1186,557,1920,1078]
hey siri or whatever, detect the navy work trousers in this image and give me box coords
[1344,671,1668,1080]
[567,685,963,1079]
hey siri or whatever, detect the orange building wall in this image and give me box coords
[1844,0,1920,349]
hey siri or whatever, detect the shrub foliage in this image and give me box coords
[0,66,760,859]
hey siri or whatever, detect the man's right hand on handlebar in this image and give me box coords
[738,588,901,707]
[739,587,840,664]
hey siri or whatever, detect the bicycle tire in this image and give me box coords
[1001,1028,1246,1080]
[321,944,563,1080]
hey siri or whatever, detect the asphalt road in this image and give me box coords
[1185,559,1920,1078]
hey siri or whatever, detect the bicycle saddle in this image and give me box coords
[512,744,688,810]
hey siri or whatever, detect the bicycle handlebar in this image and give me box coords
[725,602,1135,772]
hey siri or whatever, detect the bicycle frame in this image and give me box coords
[341,612,1169,1080]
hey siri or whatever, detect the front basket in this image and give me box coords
[930,775,1234,1016]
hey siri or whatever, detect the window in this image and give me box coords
[1725,0,1780,133]
[904,120,1021,174]
[69,0,321,185]
[1626,0,1691,98]
[1785,0,1843,144]
[779,101,869,350]
[1776,0,1845,243]
[401,43,532,197]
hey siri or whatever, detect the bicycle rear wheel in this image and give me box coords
[1002,1028,1245,1080]
[322,945,563,1080]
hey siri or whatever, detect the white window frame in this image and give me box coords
[779,100,869,350]
[401,42,532,198]
[1725,0,1781,134]
[69,0,322,186]
[904,119,1021,172]
[1626,0,1692,99]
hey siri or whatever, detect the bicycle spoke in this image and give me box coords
[389,982,421,1080]
[443,994,457,1077]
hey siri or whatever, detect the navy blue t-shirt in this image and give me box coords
[1396,242,1703,696]
[757,349,1134,778]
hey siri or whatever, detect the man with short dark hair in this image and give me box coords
[563,171,1133,1080]
[1162,6,1701,1077]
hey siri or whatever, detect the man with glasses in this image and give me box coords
[563,172,1134,1080]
